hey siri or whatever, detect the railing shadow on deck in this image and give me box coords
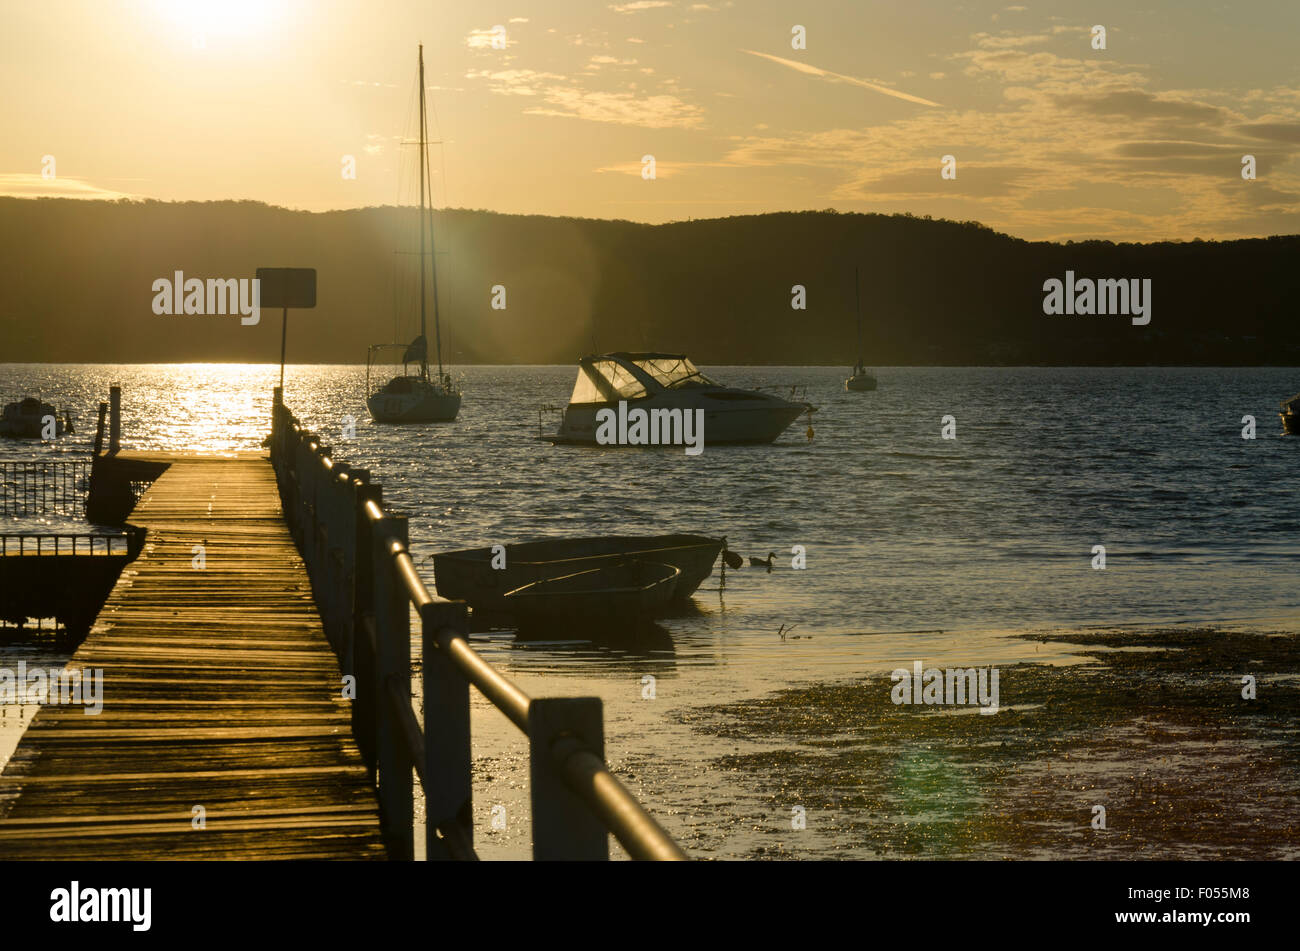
[268,388,687,862]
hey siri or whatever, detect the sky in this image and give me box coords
[2,0,1298,241]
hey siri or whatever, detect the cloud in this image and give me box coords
[1112,140,1241,159]
[711,24,1300,239]
[0,174,137,200]
[955,47,1147,97]
[595,159,735,178]
[466,26,510,50]
[970,32,1052,49]
[466,68,567,96]
[569,31,611,48]
[1054,90,1229,124]
[466,67,703,128]
[851,163,1036,199]
[526,89,703,128]
[741,49,942,107]
[1235,121,1300,144]
[609,1,673,12]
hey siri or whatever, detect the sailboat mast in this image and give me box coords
[420,47,446,381]
[854,266,863,369]
[417,45,429,380]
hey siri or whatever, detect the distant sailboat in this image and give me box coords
[845,267,877,392]
[366,43,461,423]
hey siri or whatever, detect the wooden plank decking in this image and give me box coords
[0,457,386,859]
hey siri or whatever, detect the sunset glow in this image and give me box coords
[3,1,1299,240]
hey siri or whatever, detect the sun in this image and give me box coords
[154,0,281,44]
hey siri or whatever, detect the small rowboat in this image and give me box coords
[433,534,722,614]
[504,560,680,626]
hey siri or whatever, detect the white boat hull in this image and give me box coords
[0,400,70,439]
[555,394,806,445]
[367,388,461,423]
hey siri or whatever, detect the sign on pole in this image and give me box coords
[256,267,317,389]
[257,267,317,309]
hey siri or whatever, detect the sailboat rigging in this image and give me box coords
[366,43,462,423]
[845,266,878,392]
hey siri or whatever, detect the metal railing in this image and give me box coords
[268,388,686,861]
[0,529,143,557]
[0,461,92,518]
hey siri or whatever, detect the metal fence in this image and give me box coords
[0,461,92,518]
[268,388,686,861]
[0,529,143,557]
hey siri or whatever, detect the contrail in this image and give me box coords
[741,49,941,107]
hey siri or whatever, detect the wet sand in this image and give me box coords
[674,628,1300,859]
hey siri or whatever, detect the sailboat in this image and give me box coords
[845,266,878,392]
[366,44,462,423]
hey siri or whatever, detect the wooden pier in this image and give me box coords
[0,455,385,859]
[0,387,686,860]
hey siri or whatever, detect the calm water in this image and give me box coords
[3,364,1299,857]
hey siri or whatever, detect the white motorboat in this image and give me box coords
[0,397,73,439]
[365,44,461,424]
[546,352,813,446]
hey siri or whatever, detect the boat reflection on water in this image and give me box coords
[510,617,677,657]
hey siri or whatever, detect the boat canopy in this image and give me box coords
[1282,393,1300,412]
[4,397,55,417]
[569,353,716,404]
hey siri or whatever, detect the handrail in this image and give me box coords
[268,387,686,861]
[434,626,531,733]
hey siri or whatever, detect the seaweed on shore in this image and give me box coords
[677,628,1300,859]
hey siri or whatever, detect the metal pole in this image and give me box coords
[109,385,121,454]
[279,306,288,389]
